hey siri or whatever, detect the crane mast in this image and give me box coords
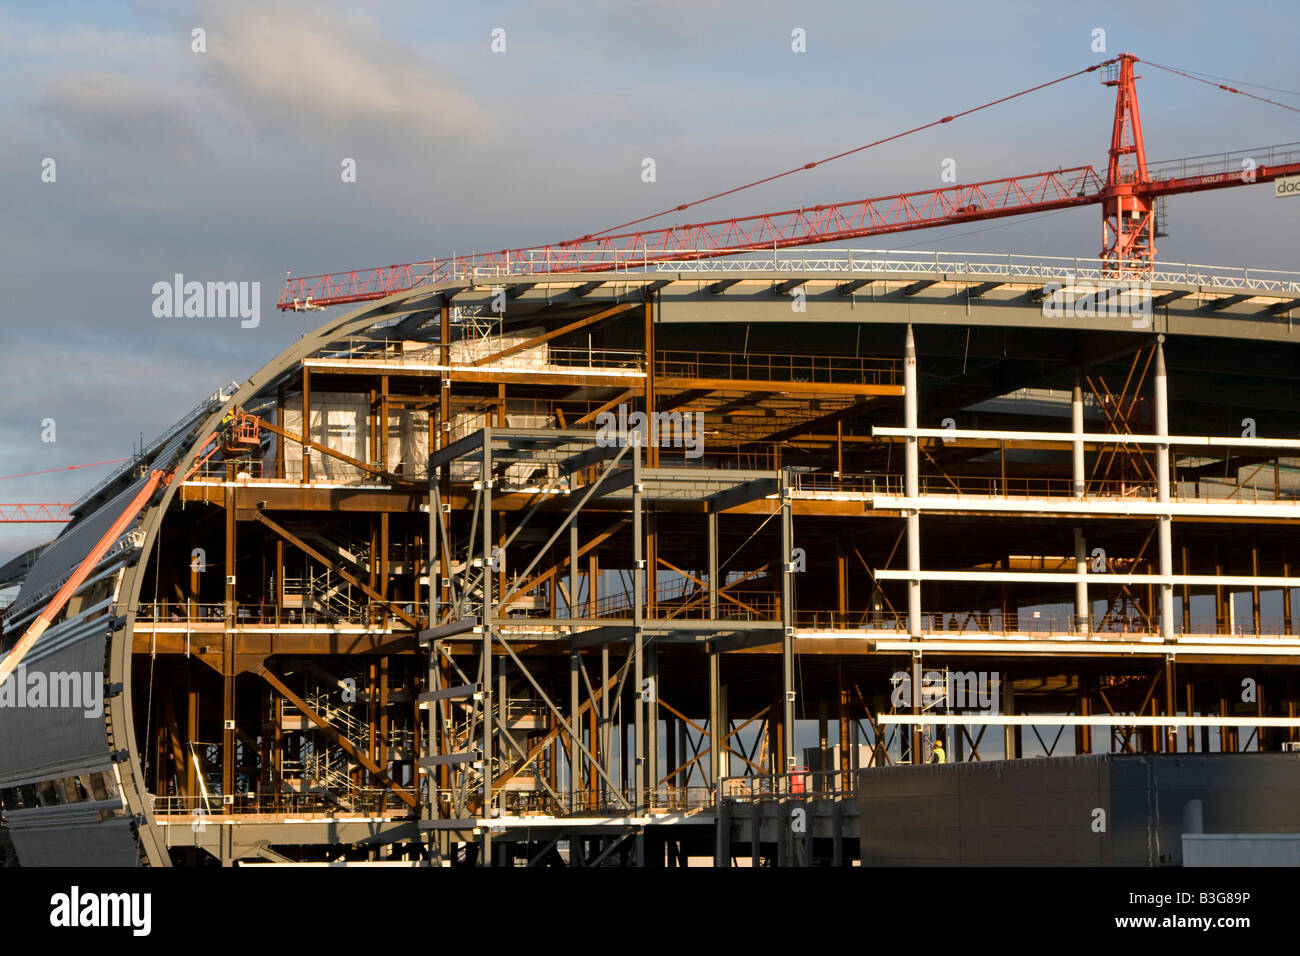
[1101,53,1155,270]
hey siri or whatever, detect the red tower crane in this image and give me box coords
[0,504,73,523]
[0,459,130,523]
[278,53,1300,311]
[0,509,71,522]
[1101,54,1154,265]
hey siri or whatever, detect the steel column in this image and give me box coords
[481,430,494,862]
[569,519,580,812]
[780,469,796,774]
[632,434,645,815]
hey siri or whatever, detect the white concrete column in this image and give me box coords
[1155,337,1174,641]
[904,325,922,639]
[1074,526,1090,636]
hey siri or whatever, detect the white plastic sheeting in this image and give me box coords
[387,406,429,476]
[282,391,428,481]
[447,406,560,485]
[449,325,550,370]
[504,412,557,485]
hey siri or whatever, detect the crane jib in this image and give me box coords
[277,53,1299,311]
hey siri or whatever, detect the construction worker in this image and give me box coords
[932,739,947,764]
[220,409,236,442]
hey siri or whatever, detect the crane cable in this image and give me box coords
[0,458,129,481]
[1142,59,1300,114]
[581,59,1119,240]
[1144,66,1299,99]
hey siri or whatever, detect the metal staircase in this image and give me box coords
[277,667,415,810]
[282,570,363,621]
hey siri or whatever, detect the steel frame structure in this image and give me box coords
[3,260,1300,866]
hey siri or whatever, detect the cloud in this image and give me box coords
[45,69,210,165]
[20,22,175,60]
[199,1,491,145]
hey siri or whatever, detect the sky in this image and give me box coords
[1,0,1297,564]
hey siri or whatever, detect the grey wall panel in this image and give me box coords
[858,754,1300,866]
[7,802,140,867]
[860,756,1108,866]
[1110,754,1300,865]
[0,545,46,591]
[958,760,1107,866]
[19,598,114,667]
[855,764,958,863]
[0,632,112,789]
[1184,834,1300,866]
[861,826,962,866]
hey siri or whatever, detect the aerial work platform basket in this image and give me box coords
[222,413,261,455]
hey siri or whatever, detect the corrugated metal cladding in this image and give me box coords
[857,753,1300,866]
[4,474,151,622]
[6,803,140,867]
[0,545,45,591]
[0,633,115,789]
[0,473,159,865]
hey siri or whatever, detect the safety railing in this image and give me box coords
[793,471,1300,503]
[398,247,1300,296]
[313,338,648,375]
[502,578,781,623]
[1175,480,1300,503]
[546,347,645,371]
[313,339,436,364]
[794,608,1300,639]
[134,602,413,628]
[1147,142,1300,185]
[181,457,410,485]
[151,791,406,818]
[299,696,368,747]
[794,611,907,631]
[719,770,856,800]
[488,786,716,817]
[656,349,900,387]
[135,603,226,623]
